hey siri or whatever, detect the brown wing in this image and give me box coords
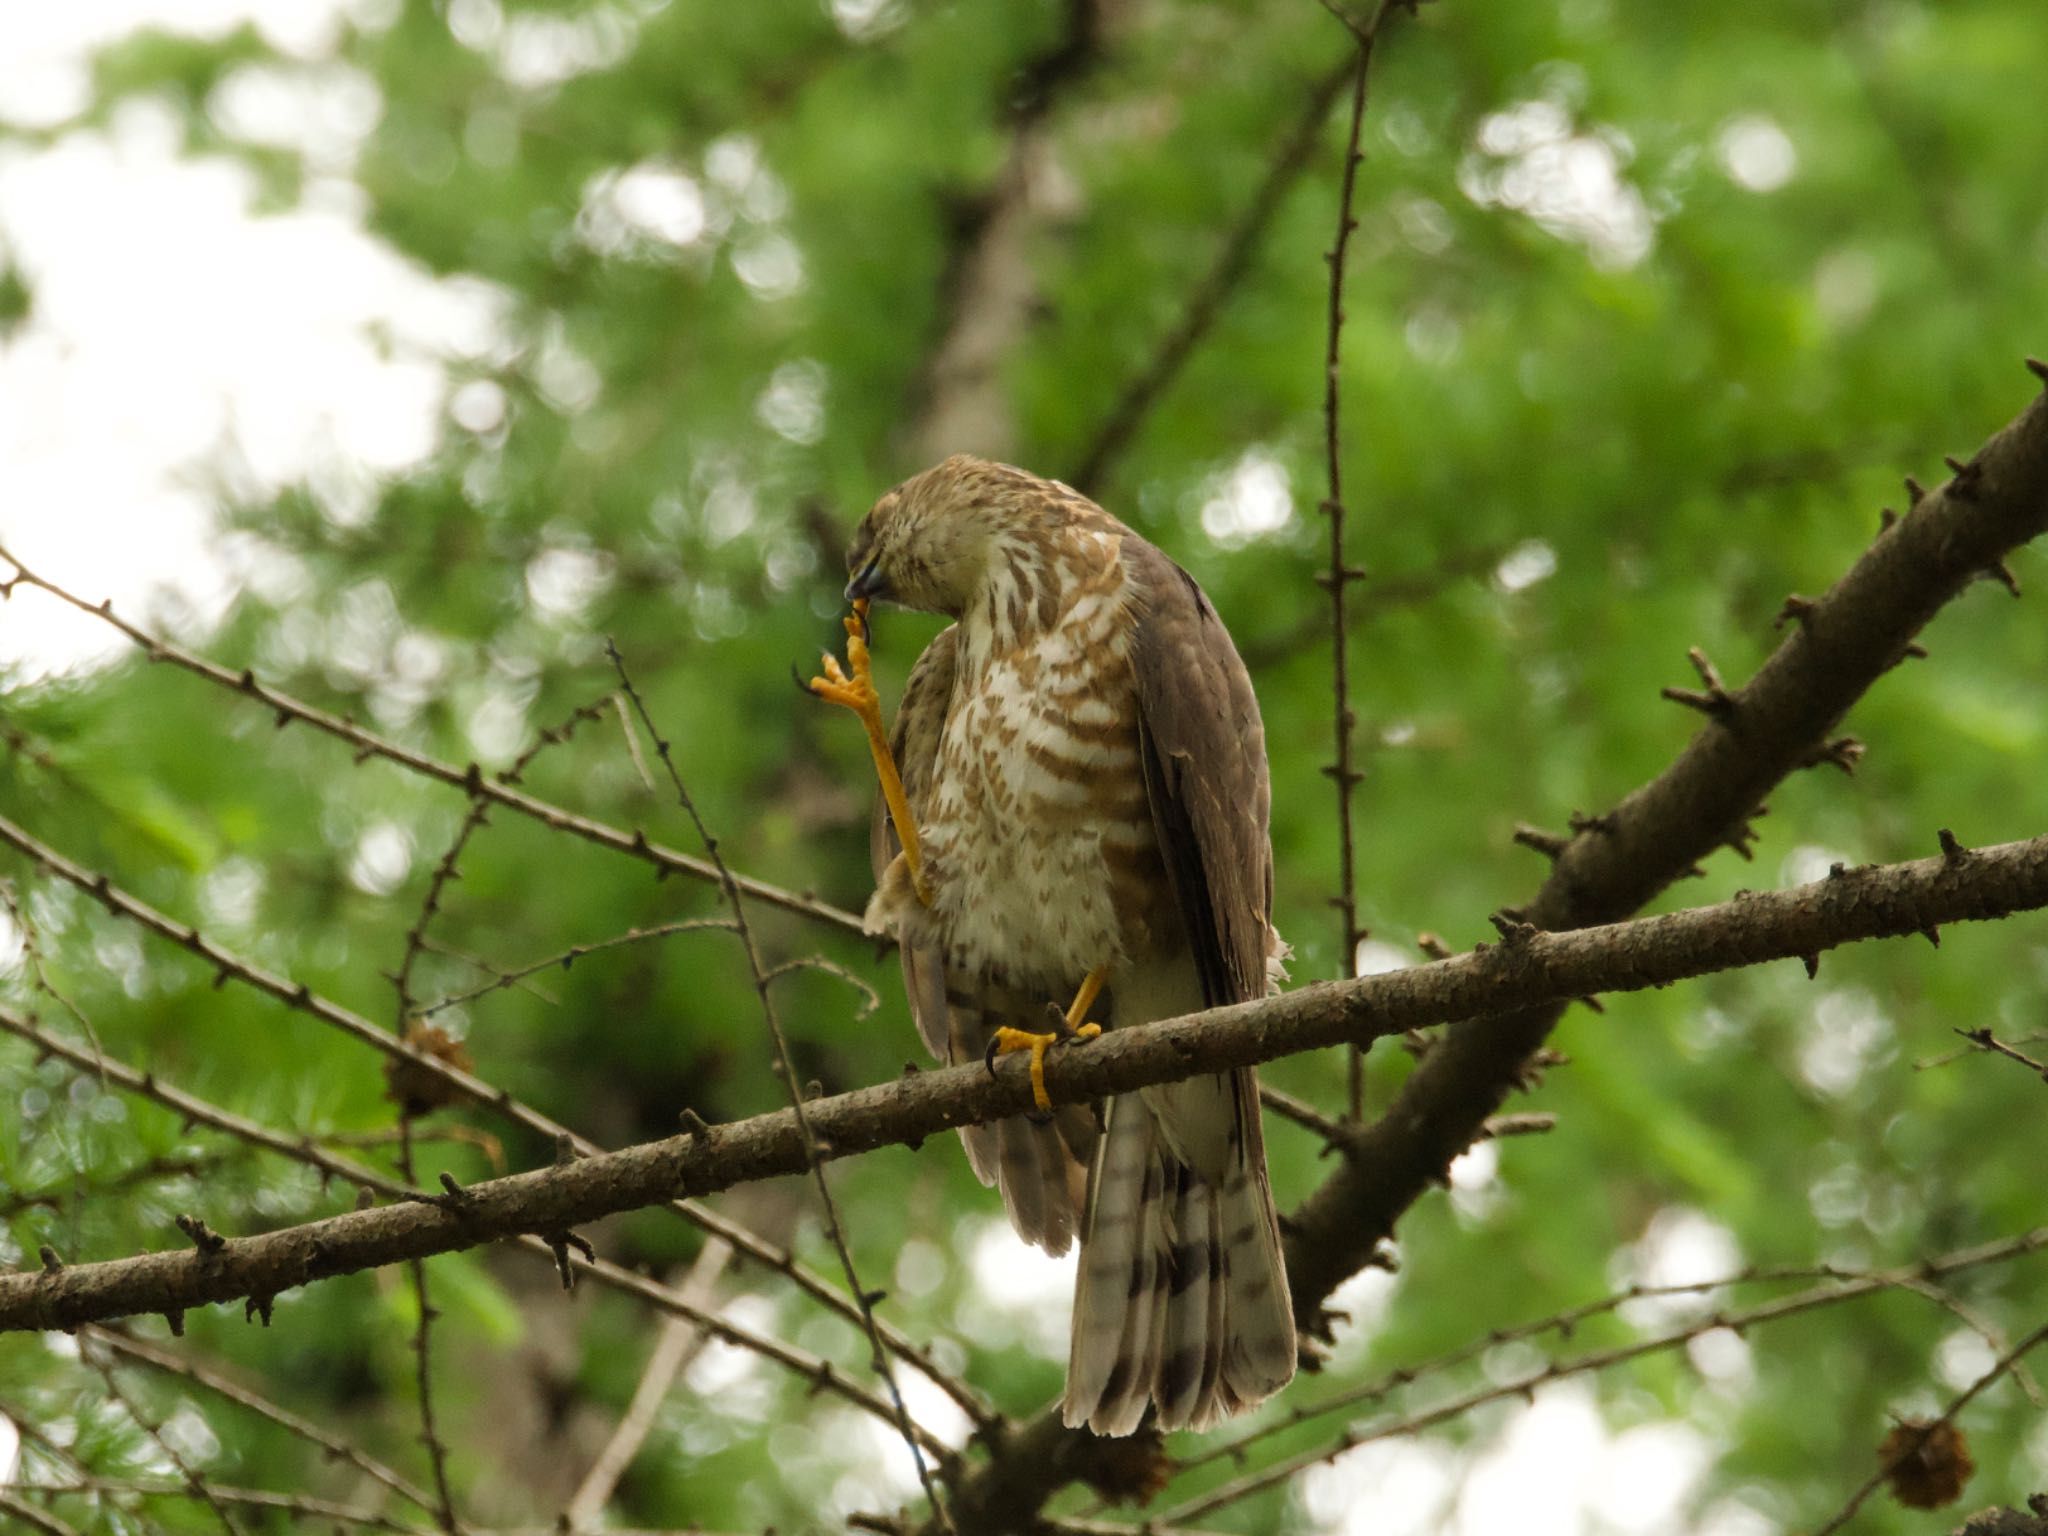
[1124,540,1274,1010]
[873,623,1095,1252]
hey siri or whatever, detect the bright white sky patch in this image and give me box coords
[1716,114,1797,193]
[1494,538,1558,593]
[964,1217,1074,1357]
[0,91,507,678]
[1618,1205,1742,1328]
[1799,987,1893,1098]
[1463,98,1655,269]
[1199,448,1296,546]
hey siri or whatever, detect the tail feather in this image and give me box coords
[1062,1071,1296,1436]
[949,982,1093,1254]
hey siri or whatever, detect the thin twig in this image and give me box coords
[1315,3,1389,1120]
[393,692,618,1026]
[561,1239,733,1531]
[11,1477,428,1533]
[1065,51,1360,493]
[0,545,865,937]
[0,1005,955,1450]
[0,877,105,1074]
[0,1492,82,1536]
[85,1347,248,1536]
[417,919,737,1016]
[0,810,984,1421]
[606,640,958,1533]
[1810,1317,2048,1536]
[1160,1229,2048,1519]
[85,1324,439,1516]
[396,1119,460,1534]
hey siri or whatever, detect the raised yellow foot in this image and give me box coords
[805,598,930,906]
[984,965,1109,1112]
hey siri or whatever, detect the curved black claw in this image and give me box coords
[982,1034,1002,1077]
[791,662,818,697]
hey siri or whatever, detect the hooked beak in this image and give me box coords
[844,557,889,604]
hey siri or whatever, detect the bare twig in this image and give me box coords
[1810,1317,2048,1536]
[1065,51,1359,493]
[1314,2,1390,1120]
[562,1239,732,1530]
[86,1347,248,1536]
[395,1122,460,1534]
[85,1324,438,1516]
[1161,1230,2048,1519]
[0,1006,953,1451]
[0,544,865,938]
[0,1492,83,1536]
[9,830,2048,1334]
[417,919,736,1016]
[0,808,979,1419]
[1948,1026,2048,1081]
[606,641,956,1532]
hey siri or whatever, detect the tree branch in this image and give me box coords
[5,830,2046,1333]
[1281,373,2048,1325]
[0,544,866,939]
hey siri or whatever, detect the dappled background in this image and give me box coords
[3,0,2047,1531]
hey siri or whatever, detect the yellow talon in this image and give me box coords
[989,1024,1100,1112]
[987,967,1110,1111]
[807,598,932,906]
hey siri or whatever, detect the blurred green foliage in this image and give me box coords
[4,0,2047,1531]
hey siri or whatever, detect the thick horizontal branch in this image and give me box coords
[5,831,2044,1333]
[0,543,865,939]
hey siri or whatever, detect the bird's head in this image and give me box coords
[843,454,1041,618]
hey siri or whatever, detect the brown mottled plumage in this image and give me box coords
[851,455,1295,1436]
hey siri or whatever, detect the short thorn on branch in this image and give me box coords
[1938,828,1970,861]
[1906,475,1927,508]
[1944,453,1983,497]
[1488,910,1538,947]
[1980,559,2023,597]
[173,1213,227,1256]
[1878,506,1899,533]
[1512,823,1571,860]
[1660,647,1737,722]
[546,1230,598,1290]
[1797,736,1865,776]
[1567,809,1616,837]
[38,1244,62,1275]
[1774,593,1817,630]
[2027,355,2048,388]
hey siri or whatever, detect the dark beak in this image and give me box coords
[844,558,889,604]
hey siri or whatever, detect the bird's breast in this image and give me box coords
[921,582,1166,987]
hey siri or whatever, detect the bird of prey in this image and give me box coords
[808,454,1296,1436]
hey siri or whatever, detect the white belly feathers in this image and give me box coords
[922,573,1142,987]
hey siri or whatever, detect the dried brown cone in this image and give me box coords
[1082,1423,1171,1504]
[1881,1418,1975,1510]
[383,1021,475,1117]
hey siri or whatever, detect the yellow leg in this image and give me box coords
[806,599,931,906]
[986,965,1109,1112]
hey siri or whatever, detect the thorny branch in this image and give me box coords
[1315,1,1391,1121]
[0,540,866,938]
[0,805,985,1426]
[1158,1228,2048,1520]
[607,641,954,1533]
[0,1007,955,1454]
[6,830,2048,1334]
[912,373,2048,1528]
[1065,51,1360,494]
[1809,1317,2048,1536]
